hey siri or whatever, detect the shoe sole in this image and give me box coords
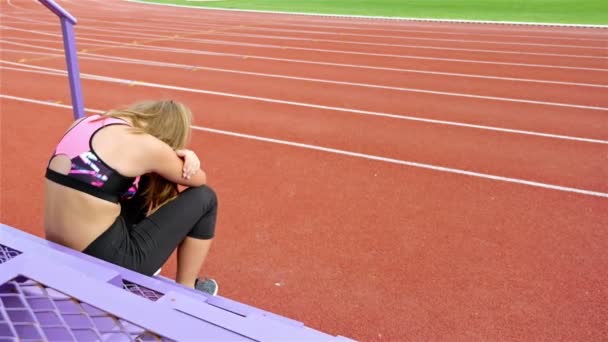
[198,279,219,296]
[210,280,219,296]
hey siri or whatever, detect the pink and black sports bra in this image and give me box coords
[45,114,140,203]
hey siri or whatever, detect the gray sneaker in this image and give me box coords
[195,278,219,296]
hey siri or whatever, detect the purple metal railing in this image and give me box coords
[37,0,85,120]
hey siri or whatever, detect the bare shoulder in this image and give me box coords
[125,130,169,154]
[119,130,173,169]
[93,125,163,176]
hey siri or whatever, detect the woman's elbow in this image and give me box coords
[194,170,207,186]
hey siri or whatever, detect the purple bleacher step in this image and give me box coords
[155,275,305,328]
[0,224,356,341]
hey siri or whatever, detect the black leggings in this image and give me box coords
[83,175,218,276]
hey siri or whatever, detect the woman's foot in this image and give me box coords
[195,278,218,296]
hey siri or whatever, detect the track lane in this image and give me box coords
[6,52,607,141]
[2,68,606,195]
[2,96,607,342]
[3,22,607,86]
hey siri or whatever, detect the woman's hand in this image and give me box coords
[175,149,200,179]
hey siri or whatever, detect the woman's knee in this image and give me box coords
[184,185,218,211]
[182,185,218,240]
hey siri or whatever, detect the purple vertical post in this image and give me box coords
[38,0,84,120]
[60,17,85,120]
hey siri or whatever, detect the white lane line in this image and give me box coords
[56,12,608,43]
[2,92,607,199]
[1,62,607,146]
[105,4,608,48]
[2,25,607,73]
[51,21,608,58]
[13,51,605,105]
[5,14,605,59]
[1,65,70,77]
[5,38,608,93]
[5,39,608,88]
[56,15,607,54]
[5,41,608,109]
[2,37,77,45]
[13,0,608,41]
[0,18,56,27]
[9,8,605,44]
[189,127,608,199]
[147,38,608,72]
[4,37,606,89]
[98,13,608,42]
[3,39,608,108]
[5,40,608,111]
[46,20,608,59]
[187,31,608,59]
[4,44,607,113]
[0,94,104,112]
[58,51,608,92]
[4,43,607,111]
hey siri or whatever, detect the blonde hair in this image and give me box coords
[97,99,193,212]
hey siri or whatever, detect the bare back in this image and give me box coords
[44,122,145,252]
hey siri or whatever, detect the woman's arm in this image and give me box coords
[136,134,207,187]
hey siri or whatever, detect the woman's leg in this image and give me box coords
[176,237,213,287]
[128,185,218,279]
[175,185,218,287]
[85,184,218,290]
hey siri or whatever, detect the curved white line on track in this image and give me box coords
[6,0,20,10]
[2,62,607,146]
[2,93,607,199]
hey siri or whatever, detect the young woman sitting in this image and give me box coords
[43,100,219,295]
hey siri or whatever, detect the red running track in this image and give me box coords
[1,1,607,341]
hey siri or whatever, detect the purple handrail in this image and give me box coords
[38,0,84,120]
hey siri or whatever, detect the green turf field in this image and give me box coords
[136,0,607,25]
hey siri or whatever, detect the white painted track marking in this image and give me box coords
[1,93,607,199]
